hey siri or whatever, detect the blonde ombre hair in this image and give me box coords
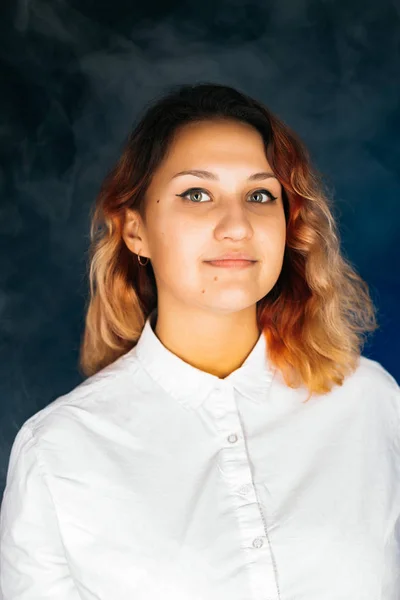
[79,82,378,401]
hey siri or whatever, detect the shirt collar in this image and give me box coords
[133,309,276,410]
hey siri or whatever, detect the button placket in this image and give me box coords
[214,407,226,418]
[205,382,233,420]
[202,382,279,597]
[210,387,279,599]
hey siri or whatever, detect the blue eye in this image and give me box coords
[176,188,278,204]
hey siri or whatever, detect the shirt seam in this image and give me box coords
[368,361,400,454]
[23,356,142,432]
[27,424,84,600]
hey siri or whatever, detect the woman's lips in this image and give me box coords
[205,259,257,268]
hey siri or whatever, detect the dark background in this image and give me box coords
[1,0,399,495]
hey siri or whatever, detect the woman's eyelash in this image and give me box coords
[175,187,278,204]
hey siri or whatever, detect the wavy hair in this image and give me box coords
[79,82,379,401]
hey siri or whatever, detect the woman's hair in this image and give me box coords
[79,82,379,401]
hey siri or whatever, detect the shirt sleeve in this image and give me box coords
[0,423,81,599]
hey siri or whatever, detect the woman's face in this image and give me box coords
[124,118,287,316]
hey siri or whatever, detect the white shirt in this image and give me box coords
[1,308,400,600]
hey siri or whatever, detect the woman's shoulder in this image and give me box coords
[350,356,400,439]
[356,355,399,392]
[20,351,143,441]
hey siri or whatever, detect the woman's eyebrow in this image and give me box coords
[169,169,279,182]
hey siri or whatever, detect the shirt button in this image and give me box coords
[227,433,238,443]
[238,483,252,495]
[252,537,264,548]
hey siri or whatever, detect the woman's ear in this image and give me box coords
[122,208,149,257]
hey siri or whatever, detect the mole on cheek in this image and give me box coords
[201,289,205,293]
[214,276,218,281]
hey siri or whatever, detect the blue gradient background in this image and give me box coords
[0,0,399,493]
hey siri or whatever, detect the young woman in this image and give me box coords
[1,82,399,600]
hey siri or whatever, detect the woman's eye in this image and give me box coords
[176,188,278,204]
[249,189,278,203]
[176,188,211,203]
